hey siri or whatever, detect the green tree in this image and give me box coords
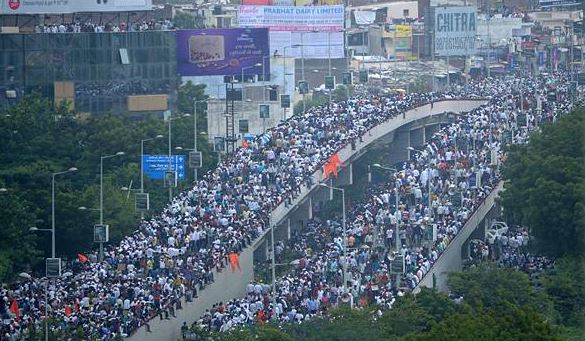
[447,263,553,316]
[0,190,40,281]
[293,95,328,116]
[0,83,217,278]
[409,304,560,341]
[173,12,205,29]
[541,257,585,327]
[499,107,585,258]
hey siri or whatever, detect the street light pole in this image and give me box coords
[320,183,346,289]
[269,212,276,308]
[168,114,172,203]
[48,166,77,341]
[369,163,399,250]
[193,99,207,182]
[51,167,77,258]
[328,31,332,108]
[301,32,306,113]
[140,135,162,220]
[100,152,124,261]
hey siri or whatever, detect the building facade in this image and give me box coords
[0,31,177,114]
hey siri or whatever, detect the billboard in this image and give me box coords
[1,0,152,14]
[142,155,186,180]
[434,6,477,57]
[238,5,344,32]
[539,0,580,8]
[176,28,270,77]
[239,5,345,59]
[394,25,412,38]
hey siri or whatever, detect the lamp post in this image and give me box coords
[241,63,262,100]
[407,147,433,219]
[269,212,276,309]
[140,135,163,219]
[262,56,270,102]
[193,99,208,182]
[320,183,347,289]
[39,166,77,341]
[29,227,52,341]
[281,44,301,121]
[167,113,190,203]
[100,152,124,261]
[369,164,399,250]
[52,167,77,258]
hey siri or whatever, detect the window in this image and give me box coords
[403,9,409,17]
[239,119,249,133]
[120,48,130,65]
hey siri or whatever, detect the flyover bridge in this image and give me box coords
[129,98,493,341]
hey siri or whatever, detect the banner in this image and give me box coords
[538,0,580,8]
[269,31,344,58]
[394,25,412,38]
[238,5,345,32]
[434,6,477,57]
[1,0,152,14]
[354,11,376,25]
[240,5,345,59]
[176,28,270,77]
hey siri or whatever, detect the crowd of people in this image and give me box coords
[0,72,576,340]
[467,224,555,281]
[184,73,576,335]
[35,20,175,34]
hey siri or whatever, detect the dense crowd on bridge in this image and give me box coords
[185,73,574,335]
[35,20,175,34]
[0,72,576,340]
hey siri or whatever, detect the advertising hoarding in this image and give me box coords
[538,0,580,8]
[1,0,152,14]
[434,6,477,57]
[269,31,344,59]
[176,28,270,77]
[394,25,412,38]
[239,5,344,59]
[238,5,344,32]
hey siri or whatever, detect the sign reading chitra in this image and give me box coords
[434,6,477,57]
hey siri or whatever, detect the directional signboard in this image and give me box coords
[142,155,186,180]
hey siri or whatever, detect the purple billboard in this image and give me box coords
[176,28,270,77]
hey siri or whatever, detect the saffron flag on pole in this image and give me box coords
[323,153,343,179]
[9,299,20,321]
[229,252,241,272]
[78,253,89,264]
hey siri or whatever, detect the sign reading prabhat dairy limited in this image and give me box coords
[238,5,344,32]
[1,0,152,14]
[239,5,345,59]
[434,6,477,57]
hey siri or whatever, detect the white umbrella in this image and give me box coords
[18,272,32,280]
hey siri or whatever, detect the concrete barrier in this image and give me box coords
[128,99,488,341]
[413,181,505,293]
[128,245,254,341]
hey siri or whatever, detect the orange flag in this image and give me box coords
[9,299,20,321]
[229,252,241,272]
[64,305,72,316]
[323,153,343,179]
[78,254,89,264]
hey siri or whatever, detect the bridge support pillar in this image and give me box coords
[410,127,425,149]
[389,127,410,165]
[424,124,440,142]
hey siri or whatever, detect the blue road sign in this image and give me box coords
[143,155,186,180]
